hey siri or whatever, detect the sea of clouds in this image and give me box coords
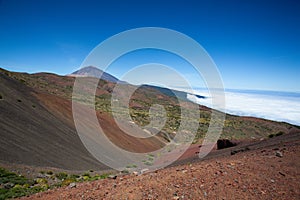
[186,89,300,126]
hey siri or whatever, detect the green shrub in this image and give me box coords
[61,179,74,187]
[69,174,80,180]
[99,173,109,179]
[0,168,46,200]
[0,168,111,199]
[0,168,28,185]
[126,164,137,168]
[55,172,68,180]
[82,172,91,178]
[143,160,153,166]
[147,157,154,161]
[121,169,129,174]
[35,178,47,184]
[87,175,100,181]
[46,170,53,175]
[82,176,90,181]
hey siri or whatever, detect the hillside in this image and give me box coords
[0,68,171,170]
[0,67,299,199]
[0,67,299,172]
[0,70,105,170]
[20,131,300,200]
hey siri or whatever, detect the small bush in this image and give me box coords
[0,94,2,99]
[55,172,68,180]
[276,131,284,136]
[269,131,284,138]
[88,175,100,181]
[82,172,91,178]
[35,178,47,184]
[69,174,80,179]
[17,99,22,102]
[82,176,90,181]
[121,169,129,174]
[147,157,154,161]
[61,179,74,187]
[126,164,137,168]
[46,171,53,175]
[99,173,109,179]
[143,160,153,166]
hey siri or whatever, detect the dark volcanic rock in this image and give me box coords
[217,139,237,150]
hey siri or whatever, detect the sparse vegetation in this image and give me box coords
[46,170,53,175]
[141,154,156,166]
[55,172,68,180]
[19,79,26,84]
[268,131,284,138]
[0,167,45,200]
[0,167,113,200]
[126,164,137,168]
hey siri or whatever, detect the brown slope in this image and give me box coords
[0,72,105,170]
[0,70,167,171]
[35,92,166,153]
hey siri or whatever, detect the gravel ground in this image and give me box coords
[19,134,300,200]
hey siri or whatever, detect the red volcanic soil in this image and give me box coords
[20,132,300,200]
[36,92,167,153]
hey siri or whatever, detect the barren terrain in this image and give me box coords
[20,132,300,200]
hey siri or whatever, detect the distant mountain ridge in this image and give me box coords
[69,66,120,83]
[69,66,205,101]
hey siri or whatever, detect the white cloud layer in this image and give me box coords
[187,89,300,126]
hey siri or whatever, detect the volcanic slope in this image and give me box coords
[0,69,169,170]
[0,68,299,171]
[0,70,107,170]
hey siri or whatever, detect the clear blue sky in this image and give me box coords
[0,0,299,92]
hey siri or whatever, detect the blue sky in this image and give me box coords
[0,0,299,92]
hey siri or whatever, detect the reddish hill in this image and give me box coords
[0,69,168,170]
